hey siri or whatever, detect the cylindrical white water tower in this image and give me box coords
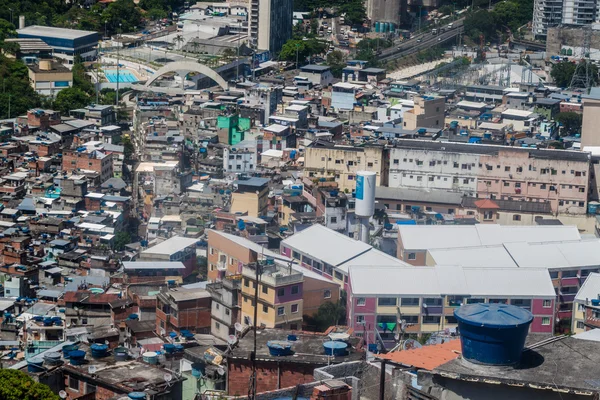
[355,171,376,243]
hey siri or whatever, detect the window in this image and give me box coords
[417,176,423,181]
[291,285,299,295]
[466,298,484,304]
[513,214,521,221]
[356,315,365,324]
[393,159,399,164]
[416,160,423,166]
[225,308,230,316]
[453,162,459,168]
[330,216,337,223]
[541,317,551,326]
[577,321,585,329]
[445,316,458,324]
[263,305,268,313]
[504,182,510,187]
[244,278,250,287]
[302,255,313,266]
[543,300,552,308]
[550,271,559,279]
[215,303,220,310]
[407,253,416,260]
[484,211,494,220]
[215,321,221,330]
[334,271,343,280]
[86,383,96,394]
[277,307,285,316]
[562,270,578,278]
[367,162,373,167]
[423,316,441,324]
[429,176,434,181]
[291,304,299,313]
[378,297,397,306]
[313,261,323,271]
[324,290,332,299]
[423,298,442,306]
[376,315,397,324]
[489,299,507,304]
[357,297,366,306]
[403,315,419,324]
[504,166,511,172]
[262,285,268,294]
[401,298,419,306]
[69,376,80,391]
[277,288,285,296]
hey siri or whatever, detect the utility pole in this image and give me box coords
[96,47,100,104]
[248,260,262,400]
[379,358,387,400]
[116,23,121,108]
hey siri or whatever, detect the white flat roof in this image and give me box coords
[428,245,517,268]
[18,25,97,40]
[123,261,185,270]
[261,149,284,158]
[457,100,487,109]
[282,224,372,267]
[349,265,555,298]
[264,124,289,134]
[337,248,409,274]
[142,236,198,256]
[136,161,178,173]
[399,225,581,250]
[502,109,534,118]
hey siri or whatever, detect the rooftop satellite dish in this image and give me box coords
[403,339,423,351]
[88,365,97,374]
[59,391,67,399]
[227,335,237,345]
[217,366,225,376]
[164,373,173,383]
[234,322,243,332]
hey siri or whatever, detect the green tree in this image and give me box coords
[338,0,366,25]
[53,87,91,114]
[555,112,583,136]
[148,8,168,20]
[0,55,40,118]
[438,5,453,15]
[100,88,117,105]
[0,369,58,400]
[122,136,134,160]
[101,0,142,34]
[326,50,346,78]
[113,231,132,251]
[464,9,497,42]
[0,19,15,41]
[72,60,94,95]
[304,300,346,332]
[551,61,577,88]
[279,39,327,63]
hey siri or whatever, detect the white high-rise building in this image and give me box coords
[533,0,600,38]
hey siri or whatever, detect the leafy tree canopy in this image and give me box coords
[54,87,91,114]
[555,112,583,136]
[0,369,59,400]
[551,61,577,88]
[326,50,346,78]
[279,39,327,63]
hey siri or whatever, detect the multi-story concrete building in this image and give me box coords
[304,141,388,192]
[281,224,409,291]
[533,0,599,38]
[388,140,590,214]
[27,59,72,97]
[62,148,113,183]
[347,265,556,346]
[402,95,445,130]
[331,82,362,110]
[155,286,212,336]
[396,224,600,332]
[223,145,257,176]
[206,229,340,328]
[231,177,269,217]
[582,88,600,149]
[206,277,241,340]
[17,25,99,64]
[248,0,292,52]
[139,236,198,278]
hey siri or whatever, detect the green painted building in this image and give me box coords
[217,114,251,145]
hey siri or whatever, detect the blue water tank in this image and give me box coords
[454,303,533,365]
[323,341,348,356]
[91,343,109,358]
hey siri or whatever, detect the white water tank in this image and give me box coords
[19,15,25,30]
[355,171,376,217]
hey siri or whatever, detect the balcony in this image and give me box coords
[242,266,303,287]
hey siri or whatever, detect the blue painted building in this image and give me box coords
[18,25,98,64]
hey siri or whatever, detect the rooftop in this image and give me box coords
[300,65,331,72]
[122,261,186,270]
[349,265,555,298]
[142,236,197,256]
[230,328,363,364]
[18,25,99,41]
[575,272,600,302]
[282,224,372,267]
[377,340,462,370]
[430,336,600,394]
[376,186,464,206]
[398,225,581,250]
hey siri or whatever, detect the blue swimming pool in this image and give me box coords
[104,69,138,83]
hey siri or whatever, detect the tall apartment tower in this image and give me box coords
[248,0,292,53]
[533,0,600,38]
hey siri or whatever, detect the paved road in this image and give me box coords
[380,19,465,62]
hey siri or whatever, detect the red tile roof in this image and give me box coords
[474,199,500,209]
[376,340,462,370]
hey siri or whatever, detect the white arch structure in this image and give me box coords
[140,61,229,92]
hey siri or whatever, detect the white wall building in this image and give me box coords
[223,145,257,176]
